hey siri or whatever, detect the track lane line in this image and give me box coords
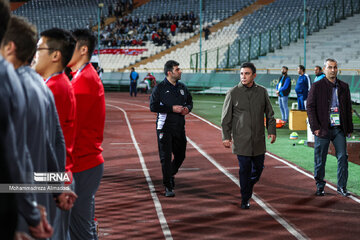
[187,137,308,240]
[188,112,360,203]
[107,99,360,203]
[107,103,173,240]
[107,100,309,238]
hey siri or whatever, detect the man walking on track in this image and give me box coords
[307,58,353,197]
[221,62,276,209]
[150,60,193,197]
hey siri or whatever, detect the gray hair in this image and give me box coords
[324,58,337,66]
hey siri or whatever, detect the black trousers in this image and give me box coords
[237,154,265,202]
[157,129,187,188]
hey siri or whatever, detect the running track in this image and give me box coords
[95,92,360,240]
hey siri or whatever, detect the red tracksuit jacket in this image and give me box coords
[71,63,105,173]
[46,72,76,172]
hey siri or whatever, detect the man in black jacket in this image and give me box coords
[150,60,193,197]
[307,58,353,197]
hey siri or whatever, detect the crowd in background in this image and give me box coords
[95,11,199,48]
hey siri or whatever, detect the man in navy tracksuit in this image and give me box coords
[295,65,311,110]
[150,60,193,197]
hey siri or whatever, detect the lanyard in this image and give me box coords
[334,87,339,107]
[74,62,90,79]
[45,71,63,84]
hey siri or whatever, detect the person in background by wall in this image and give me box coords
[143,72,156,93]
[204,26,211,40]
[96,66,103,80]
[129,67,139,97]
[295,65,311,110]
[276,66,291,123]
[314,65,325,82]
[170,21,177,36]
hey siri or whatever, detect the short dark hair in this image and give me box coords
[71,28,96,60]
[40,28,76,68]
[315,65,322,71]
[241,62,256,74]
[164,60,179,76]
[2,16,37,63]
[298,65,305,72]
[0,0,10,42]
[282,66,288,70]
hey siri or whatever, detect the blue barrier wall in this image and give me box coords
[102,72,360,103]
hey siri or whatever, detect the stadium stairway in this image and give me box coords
[92,0,151,32]
[122,0,276,72]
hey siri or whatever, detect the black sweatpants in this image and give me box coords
[157,129,187,188]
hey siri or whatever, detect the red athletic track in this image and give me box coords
[95,92,360,240]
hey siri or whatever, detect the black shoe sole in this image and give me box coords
[241,204,250,209]
[337,190,350,197]
[165,188,175,197]
[316,191,325,196]
[241,202,250,209]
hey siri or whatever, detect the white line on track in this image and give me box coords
[107,103,173,240]
[107,100,306,238]
[106,99,359,238]
[187,137,308,240]
[189,112,360,204]
[265,151,360,204]
[125,169,150,172]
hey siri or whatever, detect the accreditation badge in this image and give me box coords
[180,89,184,95]
[330,107,340,126]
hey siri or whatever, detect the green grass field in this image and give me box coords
[191,94,360,196]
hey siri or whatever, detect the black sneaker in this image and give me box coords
[337,187,350,197]
[241,201,250,209]
[165,187,175,197]
[316,188,325,196]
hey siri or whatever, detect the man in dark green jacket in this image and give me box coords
[221,62,276,209]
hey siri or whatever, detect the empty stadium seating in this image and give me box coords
[13,0,360,73]
[13,0,119,34]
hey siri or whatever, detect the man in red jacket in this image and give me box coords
[33,28,77,175]
[67,28,105,240]
[32,27,78,239]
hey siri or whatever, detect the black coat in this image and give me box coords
[307,77,353,138]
